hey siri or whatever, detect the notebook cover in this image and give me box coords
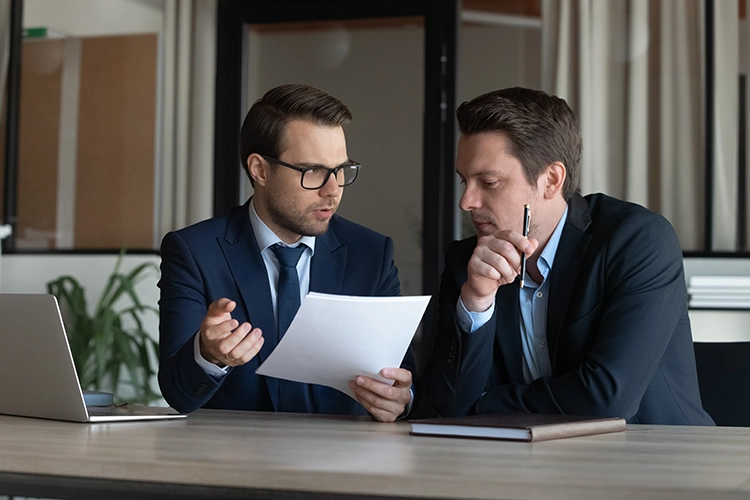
[409,412,626,442]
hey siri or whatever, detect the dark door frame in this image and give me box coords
[214,0,458,353]
[1,0,23,254]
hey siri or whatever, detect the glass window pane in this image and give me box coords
[245,18,425,295]
[74,35,157,249]
[0,21,8,233]
[457,1,542,240]
[17,38,61,249]
[16,33,157,250]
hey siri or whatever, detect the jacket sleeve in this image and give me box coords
[476,211,689,420]
[421,240,497,416]
[375,236,401,298]
[157,231,228,413]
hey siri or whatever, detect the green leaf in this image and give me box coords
[46,249,161,404]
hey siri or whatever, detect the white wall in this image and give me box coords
[684,257,750,343]
[0,253,159,304]
[23,0,162,36]
[0,253,160,338]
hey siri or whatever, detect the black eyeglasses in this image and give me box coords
[261,155,361,190]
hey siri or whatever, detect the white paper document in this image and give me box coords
[256,292,431,400]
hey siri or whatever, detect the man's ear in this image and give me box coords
[248,154,269,188]
[541,161,566,199]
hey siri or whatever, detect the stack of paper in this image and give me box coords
[256,292,431,399]
[688,276,750,309]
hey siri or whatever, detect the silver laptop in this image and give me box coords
[0,294,185,423]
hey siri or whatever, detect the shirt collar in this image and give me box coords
[248,197,316,254]
[536,204,569,280]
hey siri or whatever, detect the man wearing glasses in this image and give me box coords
[158,84,413,422]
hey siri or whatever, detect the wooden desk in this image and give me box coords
[1,409,749,500]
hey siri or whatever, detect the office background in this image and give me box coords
[0,0,748,420]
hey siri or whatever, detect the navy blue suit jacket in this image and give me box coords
[158,200,407,414]
[423,193,714,425]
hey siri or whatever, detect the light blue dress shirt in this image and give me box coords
[456,206,569,383]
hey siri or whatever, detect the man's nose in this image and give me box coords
[319,171,342,197]
[458,184,478,211]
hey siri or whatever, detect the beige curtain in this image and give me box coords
[159,0,217,238]
[542,0,737,251]
[0,0,10,289]
[712,0,739,250]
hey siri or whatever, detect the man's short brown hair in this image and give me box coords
[239,84,352,184]
[456,87,582,200]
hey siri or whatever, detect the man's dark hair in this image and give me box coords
[239,83,352,185]
[456,87,582,200]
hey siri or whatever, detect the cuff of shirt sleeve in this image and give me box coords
[456,297,495,333]
[193,331,229,377]
[397,388,415,421]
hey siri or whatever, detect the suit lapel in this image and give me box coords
[216,201,280,409]
[310,221,347,294]
[546,193,592,368]
[493,283,523,383]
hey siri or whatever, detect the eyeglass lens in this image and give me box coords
[302,165,358,189]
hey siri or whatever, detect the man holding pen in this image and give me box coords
[422,87,714,425]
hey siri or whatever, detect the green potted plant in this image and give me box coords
[46,252,161,404]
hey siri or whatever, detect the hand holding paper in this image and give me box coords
[256,292,430,402]
[350,367,413,422]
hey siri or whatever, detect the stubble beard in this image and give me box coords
[266,195,336,237]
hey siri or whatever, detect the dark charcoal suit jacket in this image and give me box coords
[423,192,714,425]
[158,199,409,414]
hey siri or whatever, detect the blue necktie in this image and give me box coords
[270,243,311,413]
[271,244,306,337]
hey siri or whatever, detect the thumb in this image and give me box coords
[210,298,235,314]
[205,298,236,323]
[526,237,540,256]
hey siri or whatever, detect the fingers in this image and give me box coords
[205,298,236,321]
[201,299,237,336]
[350,371,412,423]
[527,237,539,254]
[201,321,264,367]
[223,327,264,366]
[491,230,536,258]
[198,298,264,367]
[209,297,236,315]
[472,242,518,282]
[203,317,240,342]
[380,367,413,387]
[463,230,538,310]
[481,230,533,273]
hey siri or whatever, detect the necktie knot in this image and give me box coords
[271,243,305,268]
